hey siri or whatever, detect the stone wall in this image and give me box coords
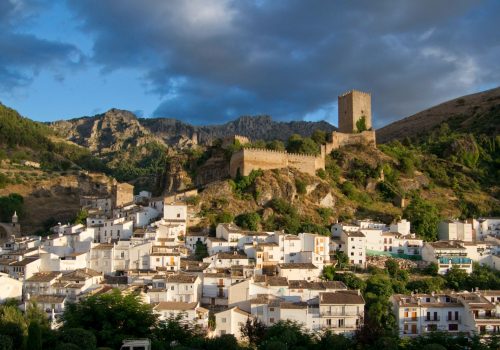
[338,90,372,133]
[113,183,134,207]
[229,148,324,178]
[324,130,376,154]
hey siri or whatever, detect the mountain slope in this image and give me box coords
[52,113,336,149]
[377,87,500,143]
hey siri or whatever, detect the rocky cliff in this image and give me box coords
[52,113,336,150]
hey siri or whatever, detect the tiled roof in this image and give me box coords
[166,274,198,283]
[278,263,317,269]
[154,301,198,311]
[30,295,66,303]
[26,272,61,283]
[320,291,364,305]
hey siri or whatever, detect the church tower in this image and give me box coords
[338,90,372,133]
[12,211,20,235]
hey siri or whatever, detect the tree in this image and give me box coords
[0,335,13,350]
[261,321,312,350]
[195,241,209,260]
[385,259,399,278]
[311,130,327,145]
[240,317,267,345]
[0,306,26,350]
[322,265,336,281]
[333,251,349,269]
[72,209,88,225]
[0,193,24,222]
[57,328,96,350]
[403,196,440,241]
[266,140,286,151]
[235,212,261,231]
[445,267,469,291]
[60,289,157,349]
[424,262,439,276]
[26,321,42,350]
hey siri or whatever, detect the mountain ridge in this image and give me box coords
[378,87,500,143]
[51,112,337,149]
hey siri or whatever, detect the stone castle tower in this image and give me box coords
[338,90,372,133]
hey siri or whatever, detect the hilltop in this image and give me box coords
[378,87,500,143]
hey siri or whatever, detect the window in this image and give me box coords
[338,319,344,327]
[221,318,227,323]
[359,260,362,264]
[220,330,226,335]
[171,286,174,290]
[351,252,354,256]
[449,324,458,331]
[326,319,331,326]
[269,307,274,312]
[270,318,275,323]
[177,213,180,218]
[351,238,354,241]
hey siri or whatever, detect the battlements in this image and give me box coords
[339,89,371,98]
[230,147,324,178]
[241,147,319,159]
[227,88,376,179]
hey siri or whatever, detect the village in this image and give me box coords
[0,180,500,339]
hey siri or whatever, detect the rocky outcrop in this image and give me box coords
[51,113,336,150]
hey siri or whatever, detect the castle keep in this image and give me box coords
[230,89,376,178]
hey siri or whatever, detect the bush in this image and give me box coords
[295,179,307,195]
[235,212,261,231]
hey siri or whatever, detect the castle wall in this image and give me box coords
[287,153,320,176]
[325,130,376,154]
[338,90,372,133]
[229,148,324,178]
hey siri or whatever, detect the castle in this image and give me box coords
[229,90,376,178]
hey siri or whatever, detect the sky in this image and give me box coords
[0,0,499,128]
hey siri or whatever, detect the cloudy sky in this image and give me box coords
[1,0,499,127]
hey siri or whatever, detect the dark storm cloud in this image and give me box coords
[0,0,83,92]
[19,1,500,125]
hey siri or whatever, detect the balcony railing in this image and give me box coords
[425,316,440,322]
[321,311,360,317]
[446,316,461,323]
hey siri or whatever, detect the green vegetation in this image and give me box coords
[356,116,368,132]
[195,241,209,260]
[403,195,440,241]
[235,212,261,231]
[0,193,24,222]
[230,169,263,200]
[72,209,88,225]
[286,134,320,155]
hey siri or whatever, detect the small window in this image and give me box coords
[221,318,227,323]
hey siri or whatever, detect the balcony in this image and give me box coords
[446,316,461,323]
[424,316,440,322]
[321,311,360,317]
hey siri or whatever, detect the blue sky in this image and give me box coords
[1,0,499,127]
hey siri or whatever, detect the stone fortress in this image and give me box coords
[229,89,376,178]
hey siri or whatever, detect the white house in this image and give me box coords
[439,220,473,242]
[214,307,251,339]
[277,263,319,281]
[0,272,22,301]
